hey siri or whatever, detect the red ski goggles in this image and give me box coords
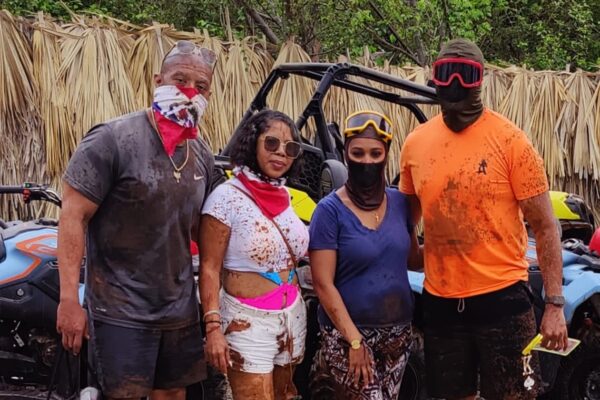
[432,58,483,88]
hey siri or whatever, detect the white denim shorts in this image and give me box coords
[220,289,307,374]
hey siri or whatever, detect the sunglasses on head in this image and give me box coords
[343,110,393,143]
[262,135,303,159]
[432,58,483,88]
[163,40,217,68]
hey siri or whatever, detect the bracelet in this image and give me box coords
[202,310,221,322]
[205,320,221,326]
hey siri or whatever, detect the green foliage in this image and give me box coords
[1,0,598,71]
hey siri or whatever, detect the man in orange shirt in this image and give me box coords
[400,38,568,400]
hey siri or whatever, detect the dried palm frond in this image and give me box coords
[269,40,315,138]
[58,18,137,151]
[32,13,72,178]
[499,67,536,132]
[482,65,510,112]
[556,71,599,180]
[221,39,255,144]
[243,36,273,93]
[126,23,176,109]
[0,10,43,220]
[193,29,228,151]
[527,73,568,187]
[1,12,600,223]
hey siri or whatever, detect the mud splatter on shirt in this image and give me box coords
[202,178,309,273]
[399,109,549,298]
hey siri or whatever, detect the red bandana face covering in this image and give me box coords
[235,166,290,220]
[152,86,206,155]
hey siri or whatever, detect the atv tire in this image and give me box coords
[548,343,600,400]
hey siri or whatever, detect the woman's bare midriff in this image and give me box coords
[223,268,298,298]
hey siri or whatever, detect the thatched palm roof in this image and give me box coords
[1,10,599,222]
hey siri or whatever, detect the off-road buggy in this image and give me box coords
[214,62,599,400]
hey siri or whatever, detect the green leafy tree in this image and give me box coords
[1,0,598,70]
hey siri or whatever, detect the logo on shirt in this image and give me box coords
[194,174,204,181]
[477,159,488,175]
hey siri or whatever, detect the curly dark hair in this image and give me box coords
[229,109,304,178]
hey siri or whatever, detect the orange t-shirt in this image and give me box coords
[400,109,549,298]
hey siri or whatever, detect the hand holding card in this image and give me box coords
[523,333,581,356]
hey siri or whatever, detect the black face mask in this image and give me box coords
[345,159,386,210]
[436,81,483,132]
[436,79,470,102]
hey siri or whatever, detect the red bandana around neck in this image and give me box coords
[153,111,198,156]
[236,172,290,219]
[152,86,201,156]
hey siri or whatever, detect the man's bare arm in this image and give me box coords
[58,183,98,301]
[519,191,568,350]
[57,183,98,354]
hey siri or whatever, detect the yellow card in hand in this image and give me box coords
[522,334,581,356]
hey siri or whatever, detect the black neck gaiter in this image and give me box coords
[344,158,387,210]
[438,82,483,132]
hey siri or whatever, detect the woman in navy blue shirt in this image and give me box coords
[309,110,422,399]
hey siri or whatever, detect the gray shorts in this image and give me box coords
[89,318,206,398]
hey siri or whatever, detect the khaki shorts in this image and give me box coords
[220,289,307,373]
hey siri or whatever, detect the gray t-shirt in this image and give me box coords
[64,110,215,329]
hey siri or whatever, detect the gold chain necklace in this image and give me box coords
[147,109,190,183]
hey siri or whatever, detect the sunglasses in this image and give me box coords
[163,40,217,68]
[262,135,303,159]
[343,110,393,143]
[432,58,483,88]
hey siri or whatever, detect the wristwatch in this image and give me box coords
[545,295,565,307]
[350,339,362,350]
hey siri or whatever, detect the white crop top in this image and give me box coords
[201,178,309,273]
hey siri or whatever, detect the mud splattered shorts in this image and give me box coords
[423,281,541,400]
[220,289,307,373]
[89,318,206,399]
[312,324,412,400]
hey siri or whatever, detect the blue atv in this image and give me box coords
[405,238,600,400]
[0,184,86,399]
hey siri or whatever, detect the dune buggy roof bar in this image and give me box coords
[221,62,438,159]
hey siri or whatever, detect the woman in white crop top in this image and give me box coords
[200,110,309,400]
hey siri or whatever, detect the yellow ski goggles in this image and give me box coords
[343,110,393,144]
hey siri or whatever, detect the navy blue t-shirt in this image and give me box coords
[309,188,414,328]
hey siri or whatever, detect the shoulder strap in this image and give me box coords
[230,183,298,268]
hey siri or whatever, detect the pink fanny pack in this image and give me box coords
[236,283,299,310]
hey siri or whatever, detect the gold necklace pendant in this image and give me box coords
[173,170,182,183]
[374,213,380,223]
